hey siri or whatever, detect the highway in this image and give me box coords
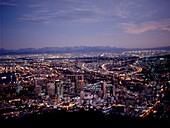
[139,100,160,118]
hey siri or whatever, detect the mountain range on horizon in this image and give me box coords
[0,46,170,55]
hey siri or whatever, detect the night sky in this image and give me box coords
[1,0,170,49]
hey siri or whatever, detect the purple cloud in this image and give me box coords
[122,18,170,34]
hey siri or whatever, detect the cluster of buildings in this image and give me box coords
[0,50,169,120]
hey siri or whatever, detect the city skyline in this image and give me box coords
[1,0,170,49]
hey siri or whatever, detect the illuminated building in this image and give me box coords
[47,82,55,95]
[101,81,107,99]
[66,74,84,93]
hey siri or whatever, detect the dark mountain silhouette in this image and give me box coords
[0,46,170,55]
[0,110,169,128]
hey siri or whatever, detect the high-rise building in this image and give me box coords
[80,90,84,103]
[113,85,116,96]
[54,80,64,98]
[47,82,55,95]
[54,80,60,94]
[34,78,42,95]
[66,74,84,93]
[112,73,119,86]
[101,81,107,99]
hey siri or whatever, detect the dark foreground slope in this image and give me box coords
[0,110,169,128]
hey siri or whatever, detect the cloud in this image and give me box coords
[54,6,104,23]
[113,0,139,19]
[143,8,161,18]
[0,0,17,6]
[113,0,164,20]
[161,27,170,31]
[28,3,45,8]
[113,1,128,19]
[114,7,128,19]
[18,13,50,23]
[122,18,170,34]
[19,0,105,24]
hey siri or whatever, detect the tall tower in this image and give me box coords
[101,81,107,99]
[55,80,60,94]
[112,85,115,96]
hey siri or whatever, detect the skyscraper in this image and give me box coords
[66,74,84,93]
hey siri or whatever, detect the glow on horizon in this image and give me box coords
[1,0,170,49]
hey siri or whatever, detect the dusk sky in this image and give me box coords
[1,0,170,49]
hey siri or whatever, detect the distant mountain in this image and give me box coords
[131,46,170,51]
[0,46,170,55]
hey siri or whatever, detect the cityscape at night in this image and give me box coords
[1,0,170,127]
[0,49,170,127]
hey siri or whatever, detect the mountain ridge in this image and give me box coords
[0,46,170,55]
